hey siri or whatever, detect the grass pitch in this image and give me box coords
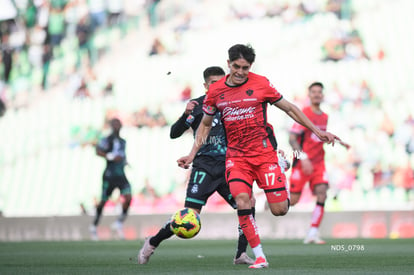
[0,239,413,274]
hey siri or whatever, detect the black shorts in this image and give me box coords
[185,155,236,210]
[101,173,131,201]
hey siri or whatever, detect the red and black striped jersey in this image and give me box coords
[203,72,282,158]
[290,106,328,164]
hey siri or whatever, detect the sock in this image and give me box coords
[310,202,325,228]
[235,206,256,258]
[149,221,174,247]
[117,207,129,223]
[93,204,104,226]
[252,244,266,259]
[235,224,248,258]
[117,213,126,223]
[308,226,319,236]
[237,209,261,249]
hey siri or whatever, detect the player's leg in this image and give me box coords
[304,183,328,244]
[93,180,112,226]
[234,192,268,269]
[261,176,290,216]
[232,192,257,249]
[226,159,268,268]
[215,179,254,265]
[111,178,132,239]
[289,164,307,206]
[116,179,132,224]
[304,163,329,244]
[150,166,212,244]
[244,158,292,268]
[267,200,289,216]
[138,166,208,264]
[90,178,113,240]
[290,192,302,206]
[256,160,290,216]
[119,193,132,222]
[93,198,107,226]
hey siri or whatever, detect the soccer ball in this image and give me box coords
[170,208,201,239]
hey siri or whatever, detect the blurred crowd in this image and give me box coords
[133,0,414,206]
[0,0,169,126]
[1,0,413,216]
[142,0,414,208]
[0,0,155,107]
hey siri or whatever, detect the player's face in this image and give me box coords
[111,119,122,132]
[308,86,324,105]
[203,74,224,90]
[227,58,251,85]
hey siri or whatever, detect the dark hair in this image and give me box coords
[203,66,225,82]
[308,82,324,91]
[228,44,256,64]
[110,118,122,127]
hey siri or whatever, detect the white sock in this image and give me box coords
[252,244,266,259]
[308,226,318,236]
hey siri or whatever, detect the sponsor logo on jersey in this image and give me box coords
[186,114,195,124]
[191,184,199,193]
[212,117,219,127]
[243,98,257,102]
[222,106,256,121]
[205,105,216,114]
[226,159,234,168]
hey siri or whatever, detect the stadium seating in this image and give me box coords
[1,0,413,216]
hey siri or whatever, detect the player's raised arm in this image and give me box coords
[96,139,115,160]
[177,113,213,169]
[170,113,191,139]
[96,145,107,158]
[274,98,340,145]
[170,100,199,139]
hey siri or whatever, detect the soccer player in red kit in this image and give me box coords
[289,82,350,244]
[178,44,341,269]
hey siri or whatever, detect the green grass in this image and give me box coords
[0,239,413,274]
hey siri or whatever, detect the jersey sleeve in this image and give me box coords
[96,137,109,152]
[263,78,283,104]
[169,113,191,139]
[202,92,217,116]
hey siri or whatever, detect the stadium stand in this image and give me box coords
[0,0,413,217]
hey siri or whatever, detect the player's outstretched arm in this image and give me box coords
[274,98,340,145]
[177,113,213,169]
[338,140,351,150]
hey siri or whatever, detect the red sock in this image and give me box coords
[238,209,260,248]
[310,202,325,228]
